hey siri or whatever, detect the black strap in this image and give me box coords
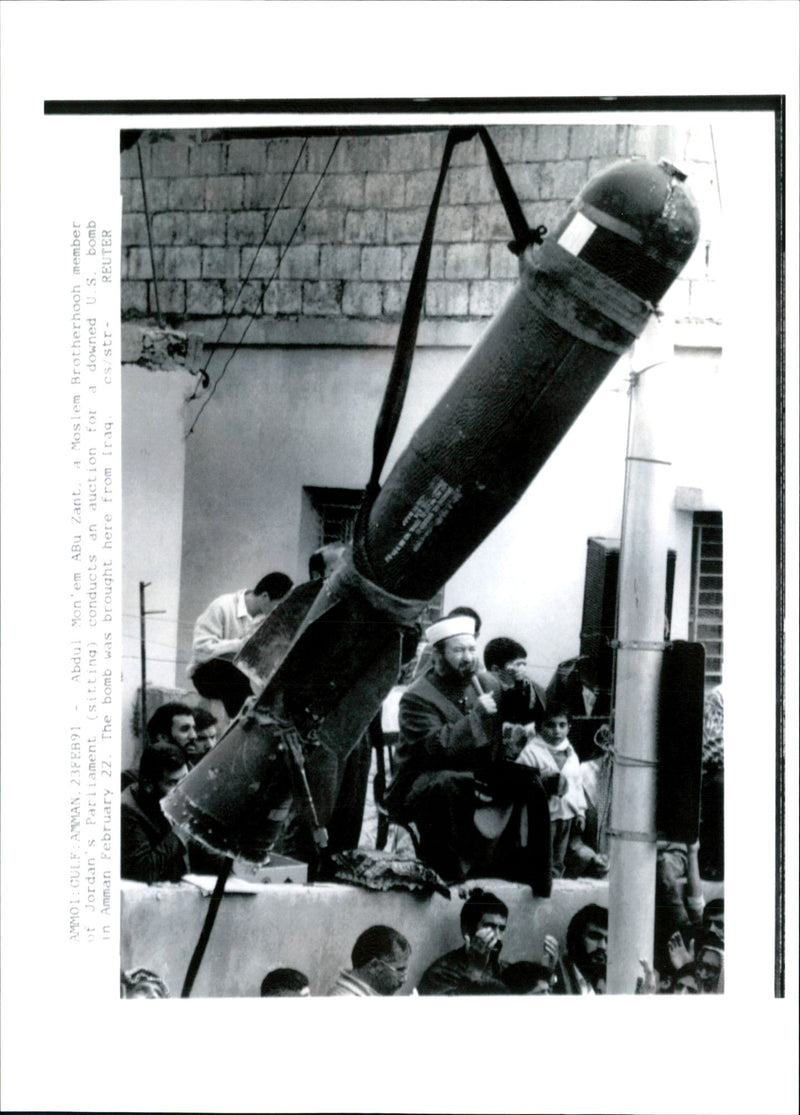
[181,857,233,998]
[361,126,544,519]
[476,126,547,256]
[365,127,476,501]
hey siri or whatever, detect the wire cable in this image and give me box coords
[186,135,341,437]
[189,137,309,397]
[137,140,163,327]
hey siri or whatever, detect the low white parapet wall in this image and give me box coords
[121,876,611,997]
[121,874,720,998]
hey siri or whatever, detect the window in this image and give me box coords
[305,486,362,547]
[689,511,723,689]
[301,485,444,624]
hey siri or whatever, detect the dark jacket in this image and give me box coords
[417,946,508,996]
[498,677,548,729]
[386,669,501,812]
[121,785,188,883]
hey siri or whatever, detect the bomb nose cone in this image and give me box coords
[560,157,701,302]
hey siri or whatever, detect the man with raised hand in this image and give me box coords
[417,888,509,996]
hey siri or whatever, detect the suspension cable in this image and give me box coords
[187,135,340,437]
[190,136,309,395]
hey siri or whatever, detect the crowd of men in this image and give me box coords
[123,887,724,997]
[121,554,723,997]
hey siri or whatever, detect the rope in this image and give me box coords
[606,827,657,843]
[614,753,659,769]
[186,136,340,437]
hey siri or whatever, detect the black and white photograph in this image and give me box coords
[118,118,727,1002]
[1,4,798,1114]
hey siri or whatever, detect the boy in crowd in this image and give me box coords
[515,703,587,878]
[483,637,547,732]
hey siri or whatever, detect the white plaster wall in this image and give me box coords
[177,344,457,672]
[176,340,723,693]
[120,876,612,998]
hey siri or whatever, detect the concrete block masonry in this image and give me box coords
[119,125,720,341]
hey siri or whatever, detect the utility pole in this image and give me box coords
[139,581,166,742]
[606,318,673,994]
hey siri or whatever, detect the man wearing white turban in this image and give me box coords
[385,616,552,893]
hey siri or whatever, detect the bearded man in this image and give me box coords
[385,615,551,892]
[552,904,608,994]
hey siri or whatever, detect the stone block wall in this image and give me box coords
[120,124,721,328]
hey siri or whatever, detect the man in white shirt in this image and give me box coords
[188,572,293,717]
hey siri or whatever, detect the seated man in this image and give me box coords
[121,743,191,883]
[260,968,310,998]
[483,636,547,731]
[187,572,293,718]
[147,701,199,749]
[327,925,411,997]
[411,604,482,681]
[417,888,509,996]
[121,743,225,883]
[551,903,608,994]
[385,615,551,892]
[121,701,198,790]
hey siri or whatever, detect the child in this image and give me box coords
[483,637,548,732]
[516,704,586,877]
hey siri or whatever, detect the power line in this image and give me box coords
[189,137,309,396]
[187,135,341,437]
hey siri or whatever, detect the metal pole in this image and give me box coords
[606,317,674,994]
[139,581,150,741]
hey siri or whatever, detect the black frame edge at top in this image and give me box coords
[44,94,783,116]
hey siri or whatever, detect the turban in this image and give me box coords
[425,615,476,646]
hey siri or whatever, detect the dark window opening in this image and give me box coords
[305,486,362,548]
[689,511,723,689]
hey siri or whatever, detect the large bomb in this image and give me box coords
[164,157,700,865]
